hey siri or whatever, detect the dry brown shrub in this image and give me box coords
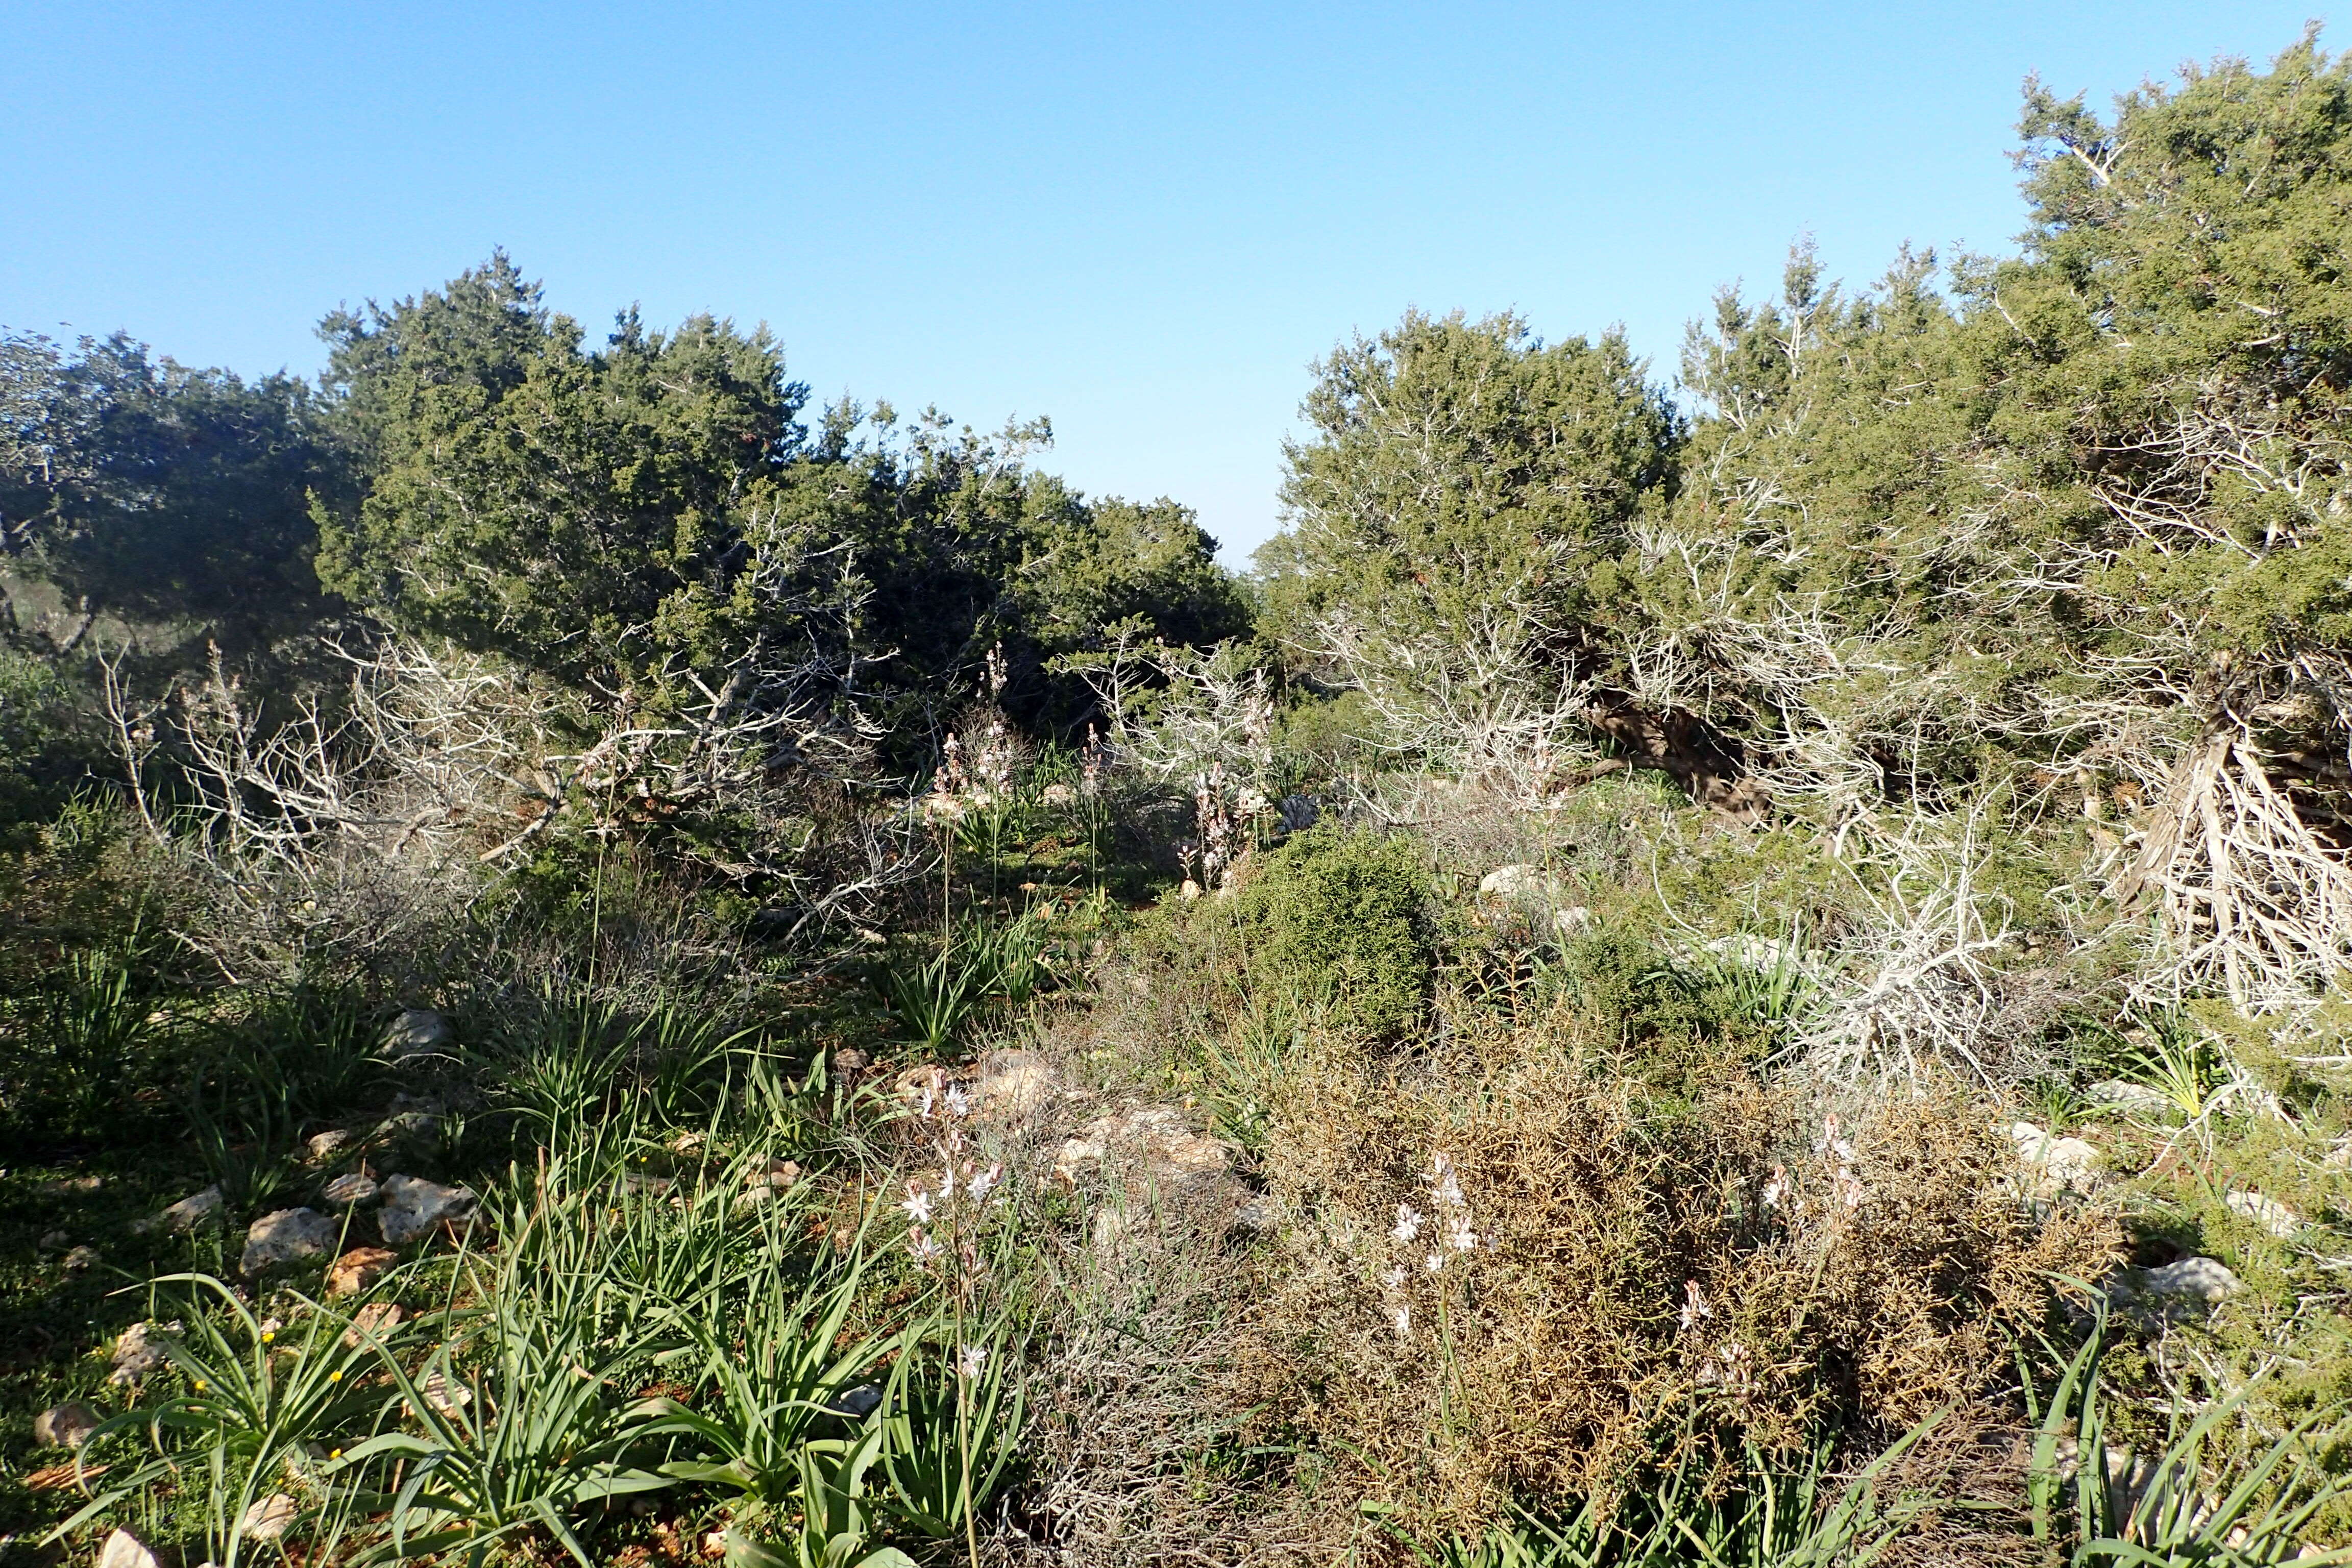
[1229,1022,2121,1541]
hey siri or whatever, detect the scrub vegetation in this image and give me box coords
[11,31,2352,1567]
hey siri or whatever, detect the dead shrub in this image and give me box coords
[1229,1030,2120,1541]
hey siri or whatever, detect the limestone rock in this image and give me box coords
[1055,1105,1232,1197]
[1478,863,1560,899]
[108,1320,179,1384]
[416,1366,471,1416]
[344,1300,406,1348]
[240,1208,338,1276]
[240,1493,299,1541]
[33,1401,100,1448]
[376,1174,476,1245]
[381,1008,452,1062]
[307,1128,357,1162]
[973,1048,1056,1118]
[2114,1256,2242,1320]
[322,1172,379,1207]
[734,1159,802,1212]
[378,1092,445,1139]
[97,1529,161,1568]
[326,1245,398,1297]
[1232,1196,1278,1236]
[2226,1190,2303,1238]
[62,1244,100,1272]
[158,1184,226,1234]
[2008,1122,2103,1198]
[825,1382,884,1418]
[2088,1079,2170,1118]
[1475,864,1589,933]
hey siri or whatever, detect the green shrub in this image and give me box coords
[1233,825,1431,1039]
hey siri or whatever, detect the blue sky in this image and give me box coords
[0,1,2326,560]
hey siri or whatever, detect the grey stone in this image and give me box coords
[306,1129,357,1162]
[108,1320,179,1384]
[240,1208,338,1276]
[380,1008,452,1061]
[240,1494,298,1540]
[33,1401,100,1448]
[973,1048,1057,1118]
[2088,1079,2171,1117]
[158,1185,225,1233]
[2008,1121,2104,1199]
[825,1382,884,1417]
[61,1244,100,1272]
[377,1174,476,1245]
[2225,1190,2303,1238]
[1055,1105,1232,1197]
[322,1172,379,1207]
[2118,1256,2243,1318]
[97,1529,161,1568]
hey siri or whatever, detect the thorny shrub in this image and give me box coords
[1230,1022,2120,1541]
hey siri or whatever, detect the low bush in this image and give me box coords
[1232,1038,2119,1540]
[1232,825,1433,1040]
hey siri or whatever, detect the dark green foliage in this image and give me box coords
[314,255,808,691]
[1233,825,1432,1038]
[1545,924,1800,1086]
[0,648,105,837]
[1258,310,1679,677]
[316,255,1247,733]
[0,329,341,652]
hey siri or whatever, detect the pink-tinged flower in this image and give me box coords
[902,1182,935,1226]
[967,1162,1004,1203]
[1393,1204,1424,1244]
[1679,1280,1712,1333]
[908,1228,942,1264]
[1836,1170,1865,1210]
[1429,1152,1465,1210]
[958,1344,989,1380]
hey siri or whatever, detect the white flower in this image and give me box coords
[1761,1165,1787,1211]
[918,1085,938,1119]
[1391,1305,1411,1340]
[1429,1153,1465,1210]
[1836,1170,1865,1210]
[1382,1265,1408,1291]
[902,1183,934,1226]
[938,1164,958,1200]
[1679,1280,1712,1333]
[1425,1250,1446,1273]
[967,1162,1003,1203]
[944,1086,973,1119]
[908,1228,942,1263]
[1392,1204,1424,1244]
[958,1344,989,1380]
[1445,1215,1477,1252]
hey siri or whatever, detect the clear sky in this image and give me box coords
[0,2,2328,562]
